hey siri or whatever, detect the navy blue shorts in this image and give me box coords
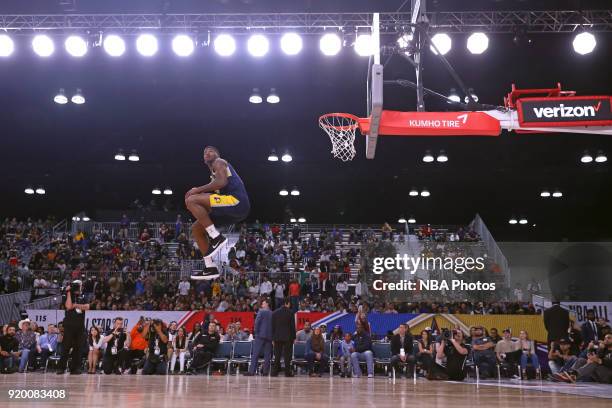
[209,193,250,226]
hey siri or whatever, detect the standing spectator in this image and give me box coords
[273,281,285,310]
[271,298,296,377]
[178,278,190,297]
[513,284,524,302]
[351,323,374,378]
[336,278,349,300]
[259,276,273,297]
[119,214,130,239]
[390,324,415,378]
[306,327,329,377]
[245,299,273,376]
[581,309,601,344]
[544,301,570,344]
[174,215,183,239]
[288,280,300,312]
[87,326,103,374]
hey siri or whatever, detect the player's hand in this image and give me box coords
[185,188,199,199]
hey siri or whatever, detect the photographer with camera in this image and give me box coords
[142,319,168,375]
[555,333,612,383]
[429,328,468,381]
[102,317,130,375]
[57,280,90,375]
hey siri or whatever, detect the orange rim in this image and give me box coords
[318,112,362,131]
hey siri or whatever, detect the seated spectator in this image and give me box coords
[0,325,20,373]
[234,322,250,341]
[87,326,103,374]
[189,323,220,373]
[430,329,468,381]
[296,322,312,342]
[170,327,188,374]
[489,328,502,344]
[563,334,612,383]
[390,324,415,378]
[306,327,329,377]
[338,333,354,378]
[495,329,521,376]
[329,325,343,342]
[350,323,374,378]
[37,324,59,369]
[16,319,37,373]
[470,325,497,379]
[102,318,129,375]
[548,338,577,375]
[417,330,435,375]
[142,320,168,375]
[517,330,540,377]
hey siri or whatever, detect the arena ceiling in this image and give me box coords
[1,0,611,241]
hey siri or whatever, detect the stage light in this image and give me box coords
[437,150,448,163]
[71,88,85,105]
[268,150,279,162]
[267,88,280,104]
[128,150,139,162]
[136,34,158,56]
[430,33,451,55]
[508,217,518,225]
[298,217,306,223]
[281,152,292,162]
[279,189,289,196]
[420,189,430,197]
[65,35,87,57]
[448,88,460,103]
[247,34,269,57]
[397,33,413,49]
[320,33,342,56]
[408,216,416,224]
[595,151,607,163]
[540,190,551,198]
[464,88,479,103]
[152,188,161,195]
[214,34,236,56]
[163,188,173,195]
[290,187,300,196]
[467,32,489,54]
[32,35,55,57]
[114,150,126,161]
[24,187,35,195]
[54,88,68,104]
[281,33,303,55]
[290,218,297,223]
[422,151,434,163]
[249,88,263,104]
[398,217,407,224]
[409,189,419,197]
[82,216,91,222]
[0,34,14,57]
[580,151,593,163]
[552,190,563,198]
[573,32,596,55]
[103,34,126,57]
[354,34,374,57]
[35,187,46,195]
[519,217,528,225]
[172,34,194,57]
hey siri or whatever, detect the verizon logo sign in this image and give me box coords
[519,97,612,126]
[533,102,600,119]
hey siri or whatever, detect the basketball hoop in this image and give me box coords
[318,113,361,162]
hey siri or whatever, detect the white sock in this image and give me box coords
[205,224,220,239]
[204,256,217,268]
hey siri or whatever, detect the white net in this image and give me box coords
[318,114,359,162]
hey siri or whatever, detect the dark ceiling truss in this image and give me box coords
[1,10,611,35]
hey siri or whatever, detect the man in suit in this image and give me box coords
[544,301,570,343]
[271,298,295,377]
[390,323,415,378]
[581,309,601,344]
[245,299,273,376]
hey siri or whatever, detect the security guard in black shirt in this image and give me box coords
[57,280,91,374]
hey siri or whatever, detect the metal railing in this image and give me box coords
[24,295,62,310]
[0,290,31,324]
[470,214,511,287]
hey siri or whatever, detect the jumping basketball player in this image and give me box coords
[185,146,250,280]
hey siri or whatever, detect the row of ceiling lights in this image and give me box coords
[409,189,431,197]
[24,187,46,195]
[540,190,563,198]
[72,215,91,221]
[53,88,85,104]
[423,150,448,163]
[152,188,173,195]
[398,216,417,224]
[580,150,607,163]
[249,88,279,104]
[508,217,531,225]
[114,150,140,162]
[289,217,307,223]
[279,187,300,196]
[267,150,292,162]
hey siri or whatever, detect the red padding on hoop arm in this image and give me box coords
[358,110,501,137]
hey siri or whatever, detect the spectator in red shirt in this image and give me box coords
[288,280,300,312]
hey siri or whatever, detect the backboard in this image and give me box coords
[366,13,383,159]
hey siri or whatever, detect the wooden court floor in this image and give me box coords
[1,374,610,407]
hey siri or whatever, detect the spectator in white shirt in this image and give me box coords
[355,278,364,298]
[273,281,285,309]
[259,276,273,296]
[178,278,190,296]
[336,278,349,300]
